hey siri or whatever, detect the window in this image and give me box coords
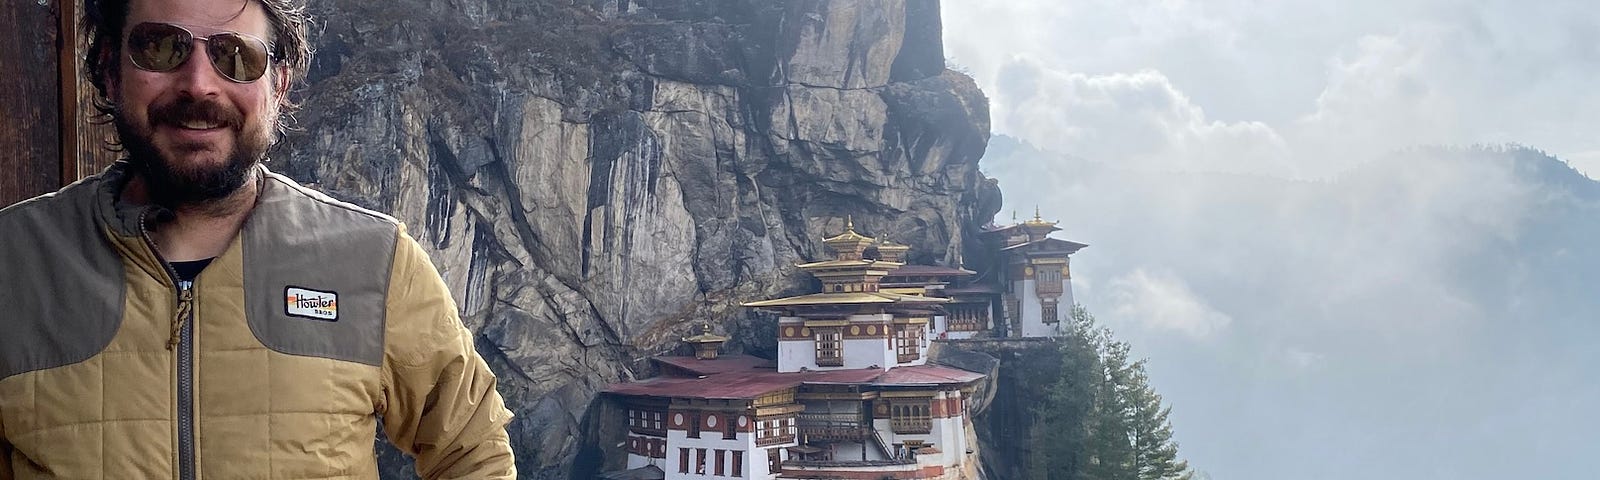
[895,325,921,362]
[1036,266,1064,295]
[814,328,842,366]
[890,400,932,434]
[696,448,707,475]
[723,414,738,440]
[732,450,744,477]
[688,411,701,438]
[715,449,726,476]
[679,448,690,474]
[768,449,782,473]
[629,408,666,435]
[1041,301,1059,324]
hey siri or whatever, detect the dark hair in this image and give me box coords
[83,0,311,129]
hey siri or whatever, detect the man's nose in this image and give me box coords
[171,43,224,97]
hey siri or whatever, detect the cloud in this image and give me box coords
[1105,268,1233,339]
[946,0,1600,178]
[994,58,1291,176]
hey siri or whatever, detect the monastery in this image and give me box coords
[602,213,1085,479]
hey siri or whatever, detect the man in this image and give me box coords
[0,0,517,478]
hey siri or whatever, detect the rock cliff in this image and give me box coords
[274,1,996,477]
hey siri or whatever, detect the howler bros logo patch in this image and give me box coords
[285,286,338,321]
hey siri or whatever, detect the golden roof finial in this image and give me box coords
[1034,206,1042,221]
[845,215,855,233]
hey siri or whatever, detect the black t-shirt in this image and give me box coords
[171,258,215,283]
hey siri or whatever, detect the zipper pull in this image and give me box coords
[168,283,194,350]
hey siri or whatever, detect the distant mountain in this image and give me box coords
[979,134,1600,480]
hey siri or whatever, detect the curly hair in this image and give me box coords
[82,0,311,132]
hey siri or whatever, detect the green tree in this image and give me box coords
[1128,365,1191,480]
[1030,305,1194,480]
[1028,305,1101,480]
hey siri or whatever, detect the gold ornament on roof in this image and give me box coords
[822,215,876,259]
[1022,206,1057,227]
[682,321,729,343]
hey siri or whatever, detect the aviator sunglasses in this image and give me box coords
[126,22,274,83]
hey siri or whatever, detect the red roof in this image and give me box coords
[873,364,986,386]
[605,369,804,399]
[654,355,774,376]
[605,359,985,399]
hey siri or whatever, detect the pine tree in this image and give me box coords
[1028,306,1194,480]
[1028,305,1101,480]
[1127,365,1192,480]
[1083,336,1138,480]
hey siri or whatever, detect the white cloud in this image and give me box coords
[1105,268,1233,339]
[994,58,1292,176]
[946,0,1600,178]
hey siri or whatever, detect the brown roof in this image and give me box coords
[883,265,976,277]
[740,291,949,308]
[942,284,1001,295]
[999,237,1089,254]
[653,355,773,376]
[873,364,986,386]
[605,361,985,399]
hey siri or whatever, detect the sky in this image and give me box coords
[942,1,1600,479]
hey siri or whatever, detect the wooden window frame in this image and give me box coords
[680,448,691,474]
[715,449,726,476]
[732,450,744,477]
[814,327,843,366]
[696,448,707,475]
[895,325,921,362]
[889,400,932,434]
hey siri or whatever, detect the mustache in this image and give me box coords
[149,98,243,130]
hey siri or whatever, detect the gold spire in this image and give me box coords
[823,216,875,260]
[875,235,910,263]
[1023,205,1056,227]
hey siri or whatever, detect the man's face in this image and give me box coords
[113,0,283,206]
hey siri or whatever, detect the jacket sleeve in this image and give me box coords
[378,229,516,480]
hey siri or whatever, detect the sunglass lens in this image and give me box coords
[205,33,269,82]
[128,23,193,72]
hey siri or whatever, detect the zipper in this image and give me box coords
[138,210,198,480]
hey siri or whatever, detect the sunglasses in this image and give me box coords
[126,22,275,83]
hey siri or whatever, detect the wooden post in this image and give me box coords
[0,0,65,207]
[59,0,78,185]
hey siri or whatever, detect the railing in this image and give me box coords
[797,413,870,441]
[783,458,917,468]
[756,433,795,447]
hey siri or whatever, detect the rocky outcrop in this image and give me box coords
[276,1,995,477]
[936,339,1067,480]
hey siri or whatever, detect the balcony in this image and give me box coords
[796,413,871,441]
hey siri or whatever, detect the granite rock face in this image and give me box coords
[274,1,997,477]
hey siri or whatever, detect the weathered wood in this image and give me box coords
[69,0,120,181]
[0,0,62,207]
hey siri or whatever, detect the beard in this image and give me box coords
[115,95,274,209]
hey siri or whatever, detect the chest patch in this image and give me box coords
[285,286,339,321]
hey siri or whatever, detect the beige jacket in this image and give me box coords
[0,163,515,479]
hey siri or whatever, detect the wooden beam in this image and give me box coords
[0,0,64,207]
[59,0,78,185]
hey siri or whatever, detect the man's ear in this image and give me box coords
[100,46,121,101]
[274,66,291,100]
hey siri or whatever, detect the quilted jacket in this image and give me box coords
[0,162,516,479]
